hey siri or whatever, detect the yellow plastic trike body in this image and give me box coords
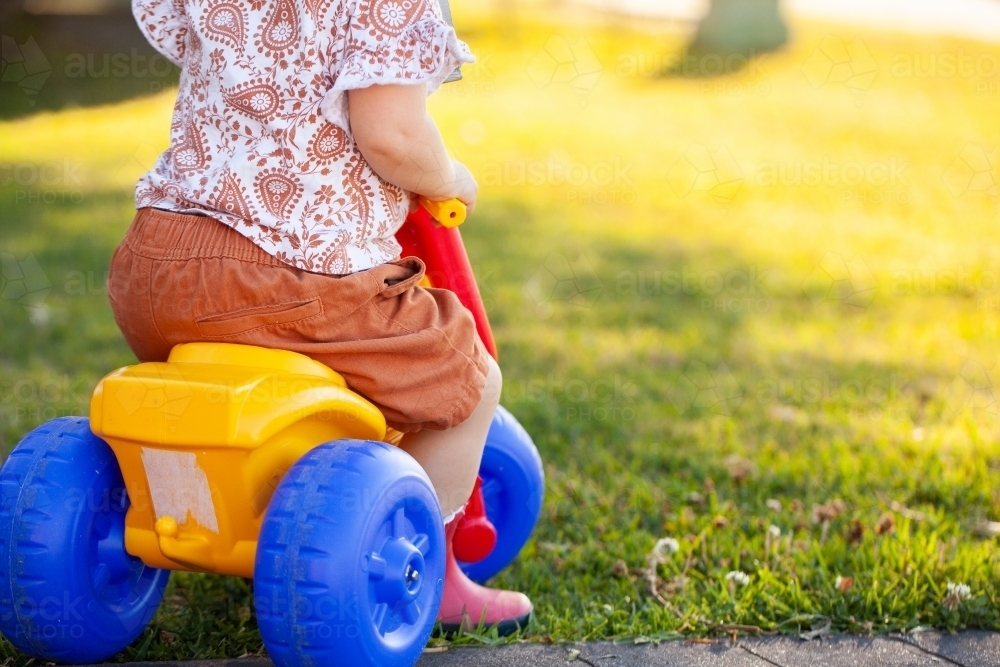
[89,342,387,578]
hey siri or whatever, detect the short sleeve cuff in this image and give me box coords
[320,17,473,131]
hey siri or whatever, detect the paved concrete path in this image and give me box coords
[95,632,998,667]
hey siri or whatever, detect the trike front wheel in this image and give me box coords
[255,440,445,667]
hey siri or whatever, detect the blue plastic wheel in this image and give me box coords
[0,417,170,664]
[255,440,445,667]
[459,405,545,583]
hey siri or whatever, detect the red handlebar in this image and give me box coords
[395,204,498,360]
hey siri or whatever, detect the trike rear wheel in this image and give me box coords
[459,405,545,583]
[0,417,169,664]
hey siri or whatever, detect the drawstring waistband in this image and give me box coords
[123,208,287,266]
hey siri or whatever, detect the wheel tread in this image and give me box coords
[18,507,52,523]
[296,545,329,558]
[0,416,169,663]
[293,581,329,594]
[14,540,48,555]
[255,439,443,667]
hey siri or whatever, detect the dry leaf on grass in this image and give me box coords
[811,500,846,524]
[724,455,755,483]
[847,519,865,544]
[875,512,896,535]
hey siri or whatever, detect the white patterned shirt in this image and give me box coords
[133,0,472,274]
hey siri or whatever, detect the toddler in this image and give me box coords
[111,0,531,634]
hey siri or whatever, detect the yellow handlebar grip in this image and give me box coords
[418,197,467,227]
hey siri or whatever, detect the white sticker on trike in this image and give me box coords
[140,447,220,533]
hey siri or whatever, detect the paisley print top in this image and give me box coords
[133,0,473,274]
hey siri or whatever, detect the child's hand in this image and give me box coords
[444,159,478,215]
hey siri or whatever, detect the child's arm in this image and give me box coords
[349,83,477,213]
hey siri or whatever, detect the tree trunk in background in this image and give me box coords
[675,0,790,76]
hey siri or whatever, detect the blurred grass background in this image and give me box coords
[1,2,999,660]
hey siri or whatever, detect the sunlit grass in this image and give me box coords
[1,6,998,661]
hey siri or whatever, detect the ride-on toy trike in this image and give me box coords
[0,200,544,667]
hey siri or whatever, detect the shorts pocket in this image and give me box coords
[377,257,426,298]
[195,298,322,338]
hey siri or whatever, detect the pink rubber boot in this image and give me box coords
[437,510,533,635]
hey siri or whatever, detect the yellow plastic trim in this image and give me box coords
[168,342,346,385]
[417,197,467,227]
[90,343,387,578]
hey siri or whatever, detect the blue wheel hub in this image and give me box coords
[367,508,430,634]
[90,489,145,607]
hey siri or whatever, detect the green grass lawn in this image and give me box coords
[1,5,999,661]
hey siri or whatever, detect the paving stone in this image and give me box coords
[91,632,999,667]
[747,635,941,667]
[899,631,1000,667]
[417,641,771,666]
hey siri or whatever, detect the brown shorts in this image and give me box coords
[107,208,490,432]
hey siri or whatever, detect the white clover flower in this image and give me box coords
[653,537,680,559]
[765,498,782,512]
[767,524,781,538]
[946,582,971,599]
[726,570,750,586]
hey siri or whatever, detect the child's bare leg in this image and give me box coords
[399,355,501,518]
[401,355,530,633]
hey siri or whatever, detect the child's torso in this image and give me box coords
[134,0,453,274]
